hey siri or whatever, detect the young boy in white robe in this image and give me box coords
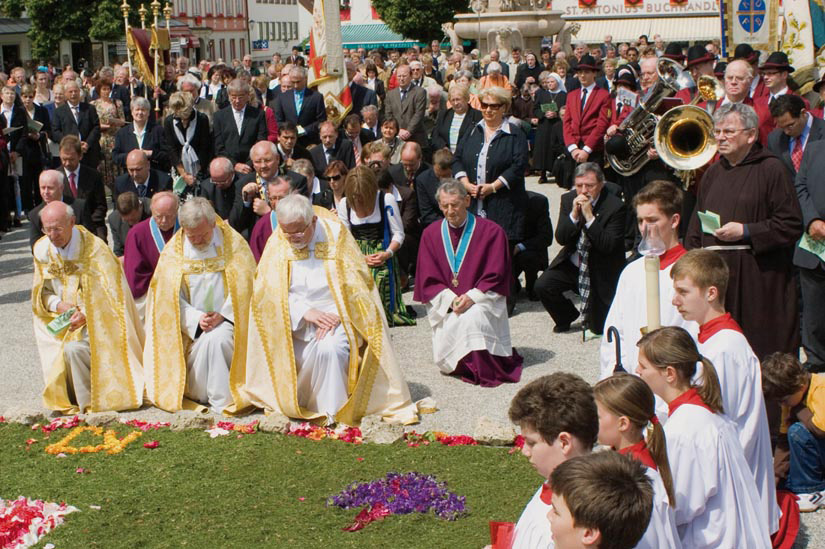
[548,451,653,549]
[497,373,599,549]
[636,326,771,549]
[594,374,682,549]
[670,249,780,533]
[762,353,825,512]
[598,181,697,382]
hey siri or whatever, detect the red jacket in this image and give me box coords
[750,75,769,100]
[563,86,612,152]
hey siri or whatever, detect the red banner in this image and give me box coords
[625,0,643,7]
[578,0,597,7]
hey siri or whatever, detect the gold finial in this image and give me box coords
[163,2,172,19]
[120,0,130,18]
[150,0,161,17]
[138,3,148,26]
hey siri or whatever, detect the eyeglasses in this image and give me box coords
[282,220,313,237]
[328,174,343,181]
[368,160,384,169]
[712,127,749,138]
[480,102,503,110]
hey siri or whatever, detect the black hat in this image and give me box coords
[760,51,794,73]
[713,62,728,79]
[615,70,637,91]
[575,54,599,72]
[662,43,685,62]
[813,73,825,93]
[686,45,715,68]
[733,43,759,64]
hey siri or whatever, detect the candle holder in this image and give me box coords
[638,224,666,334]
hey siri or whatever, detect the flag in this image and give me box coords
[722,0,778,54]
[126,27,171,88]
[308,0,352,125]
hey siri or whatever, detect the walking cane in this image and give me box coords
[607,326,625,374]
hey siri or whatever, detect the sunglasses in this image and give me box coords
[328,174,343,181]
[480,102,503,110]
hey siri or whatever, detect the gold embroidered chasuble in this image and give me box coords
[243,215,418,425]
[143,218,255,413]
[32,226,144,413]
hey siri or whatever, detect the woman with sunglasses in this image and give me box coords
[453,86,529,252]
[323,160,348,213]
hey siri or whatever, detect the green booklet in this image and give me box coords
[800,233,825,262]
[697,210,721,234]
[540,103,558,113]
[47,308,76,336]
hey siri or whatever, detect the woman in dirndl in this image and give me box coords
[337,165,416,326]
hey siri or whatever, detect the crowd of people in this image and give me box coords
[12,30,825,548]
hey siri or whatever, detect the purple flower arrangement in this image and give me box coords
[328,472,468,529]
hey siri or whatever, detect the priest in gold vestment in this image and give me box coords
[32,201,144,413]
[243,194,419,425]
[143,197,255,414]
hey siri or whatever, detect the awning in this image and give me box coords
[569,16,722,43]
[0,18,30,35]
[341,23,423,50]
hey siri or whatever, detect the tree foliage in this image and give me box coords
[372,0,469,44]
[0,0,152,61]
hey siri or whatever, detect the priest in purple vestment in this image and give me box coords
[250,176,295,263]
[414,179,522,387]
[123,191,180,317]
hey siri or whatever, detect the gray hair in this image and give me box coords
[574,162,605,183]
[276,193,313,225]
[427,84,443,98]
[39,169,64,189]
[449,83,470,101]
[178,73,202,91]
[361,104,379,117]
[455,70,474,82]
[179,197,216,229]
[209,156,235,177]
[435,179,468,201]
[713,102,759,130]
[291,158,315,180]
[289,66,307,79]
[39,203,75,222]
[131,96,151,111]
[487,61,502,74]
[227,78,249,95]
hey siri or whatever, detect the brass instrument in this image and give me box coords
[654,105,717,172]
[691,74,726,113]
[607,58,693,176]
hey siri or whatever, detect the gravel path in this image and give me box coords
[1,177,821,545]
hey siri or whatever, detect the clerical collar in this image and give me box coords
[448,217,468,229]
[697,312,743,343]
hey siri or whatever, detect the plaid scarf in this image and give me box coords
[577,224,592,320]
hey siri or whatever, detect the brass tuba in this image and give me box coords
[654,105,717,172]
[606,58,693,176]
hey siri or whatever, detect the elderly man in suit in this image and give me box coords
[28,170,75,249]
[534,163,626,335]
[792,139,825,371]
[52,80,101,168]
[200,157,246,224]
[384,64,428,148]
[212,79,268,175]
[108,191,150,257]
[430,84,482,153]
[113,150,172,201]
[310,121,356,175]
[361,105,381,141]
[58,136,107,241]
[273,66,326,147]
[562,55,611,187]
[767,94,825,178]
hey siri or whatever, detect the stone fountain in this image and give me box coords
[445,0,577,61]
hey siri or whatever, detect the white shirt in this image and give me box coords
[338,192,405,245]
[179,227,234,339]
[512,484,553,549]
[233,107,245,134]
[133,123,147,149]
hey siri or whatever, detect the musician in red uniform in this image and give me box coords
[733,43,769,100]
[674,45,715,104]
[753,52,808,143]
[562,54,611,188]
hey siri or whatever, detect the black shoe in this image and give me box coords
[553,324,571,333]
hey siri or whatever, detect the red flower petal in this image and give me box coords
[143,440,159,449]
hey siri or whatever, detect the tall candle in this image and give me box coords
[644,254,661,331]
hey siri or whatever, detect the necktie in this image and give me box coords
[234,110,243,134]
[69,172,77,197]
[353,140,361,165]
[580,88,588,114]
[295,91,303,114]
[576,221,592,324]
[326,149,332,163]
[137,183,147,198]
[792,138,804,172]
[71,105,79,123]
[400,88,407,102]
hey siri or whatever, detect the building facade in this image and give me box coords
[248,0,302,62]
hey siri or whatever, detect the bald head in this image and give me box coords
[150,191,179,231]
[41,201,75,248]
[126,150,150,184]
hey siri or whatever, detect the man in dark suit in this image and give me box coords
[310,121,356,175]
[343,113,375,164]
[108,191,150,257]
[513,191,553,300]
[792,139,825,370]
[767,94,825,178]
[430,85,482,152]
[28,170,75,250]
[534,163,626,335]
[200,156,247,225]
[388,141,430,189]
[52,80,101,168]
[58,135,107,241]
[113,150,172,202]
[276,121,312,169]
[272,66,326,147]
[346,61,378,118]
[291,158,334,210]
[361,105,381,141]
[212,79,268,174]
[383,64,428,149]
[416,147,453,229]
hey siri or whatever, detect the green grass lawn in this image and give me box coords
[0,423,539,548]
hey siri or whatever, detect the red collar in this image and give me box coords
[659,244,687,270]
[619,440,657,470]
[540,482,553,505]
[698,312,743,343]
[668,388,713,416]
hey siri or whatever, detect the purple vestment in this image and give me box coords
[250,212,275,263]
[414,216,522,387]
[123,218,175,299]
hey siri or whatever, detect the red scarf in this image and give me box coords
[668,387,713,416]
[659,244,687,270]
[619,440,658,470]
[540,482,553,505]
[698,312,743,343]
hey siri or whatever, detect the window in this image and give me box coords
[258,22,264,40]
[177,0,188,15]
[240,38,246,56]
[191,0,201,16]
[220,39,225,60]
[230,38,236,60]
